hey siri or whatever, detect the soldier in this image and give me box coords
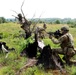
[36,26,46,39]
[43,23,47,29]
[49,26,75,64]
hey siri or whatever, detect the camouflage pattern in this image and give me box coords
[61,26,69,31]
[51,32,75,58]
[36,26,46,39]
[43,23,47,29]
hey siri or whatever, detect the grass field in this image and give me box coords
[0,22,76,75]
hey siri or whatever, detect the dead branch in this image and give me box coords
[10,10,18,15]
[31,11,44,33]
[20,0,28,23]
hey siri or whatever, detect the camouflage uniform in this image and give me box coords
[50,26,75,63]
[36,26,46,39]
[43,23,47,29]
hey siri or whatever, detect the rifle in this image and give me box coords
[48,30,63,39]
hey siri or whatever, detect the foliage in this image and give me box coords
[43,38,60,48]
[55,20,60,24]
[0,17,7,23]
[70,66,76,75]
[0,23,76,75]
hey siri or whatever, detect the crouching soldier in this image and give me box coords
[36,26,46,39]
[49,26,75,65]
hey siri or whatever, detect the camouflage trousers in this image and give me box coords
[52,47,75,61]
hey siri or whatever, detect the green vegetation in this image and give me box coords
[0,23,76,75]
[0,17,7,23]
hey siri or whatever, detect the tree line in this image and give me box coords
[0,17,6,23]
[31,18,76,24]
[1,17,76,27]
[0,17,16,23]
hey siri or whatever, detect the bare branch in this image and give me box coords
[31,11,45,33]
[21,0,26,19]
[10,9,18,15]
[12,15,18,19]
[31,11,36,21]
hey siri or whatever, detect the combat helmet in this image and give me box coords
[61,26,69,31]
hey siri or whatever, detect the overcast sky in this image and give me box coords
[0,0,76,19]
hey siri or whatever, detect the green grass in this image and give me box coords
[0,23,76,75]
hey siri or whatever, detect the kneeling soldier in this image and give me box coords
[49,26,75,64]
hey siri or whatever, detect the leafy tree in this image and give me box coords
[67,21,73,24]
[39,20,43,23]
[55,20,60,24]
[0,17,6,23]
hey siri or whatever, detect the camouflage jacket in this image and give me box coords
[51,32,74,49]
